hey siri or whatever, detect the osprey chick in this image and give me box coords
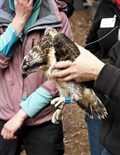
[22,27,107,123]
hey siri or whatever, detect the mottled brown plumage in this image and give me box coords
[22,27,107,123]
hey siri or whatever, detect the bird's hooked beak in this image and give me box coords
[22,58,30,79]
[21,54,48,79]
[21,54,36,79]
[21,46,44,79]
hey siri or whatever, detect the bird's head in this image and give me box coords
[22,27,80,78]
[22,28,57,78]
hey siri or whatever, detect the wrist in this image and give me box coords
[94,62,105,80]
[16,109,28,122]
[12,16,26,35]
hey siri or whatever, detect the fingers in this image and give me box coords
[53,68,70,79]
[1,127,17,140]
[29,0,34,5]
[53,60,72,80]
[54,60,72,69]
[56,74,73,81]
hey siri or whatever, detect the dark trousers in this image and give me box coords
[0,120,64,155]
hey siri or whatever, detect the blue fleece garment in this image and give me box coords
[20,87,53,117]
[0,24,20,57]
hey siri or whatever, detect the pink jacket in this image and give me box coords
[0,1,73,125]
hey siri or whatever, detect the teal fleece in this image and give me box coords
[20,87,53,117]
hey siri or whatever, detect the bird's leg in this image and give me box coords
[51,97,65,124]
[51,97,71,124]
[51,97,65,109]
[52,109,63,124]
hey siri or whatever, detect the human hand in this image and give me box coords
[12,0,34,35]
[53,45,105,82]
[1,109,28,140]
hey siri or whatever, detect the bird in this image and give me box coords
[22,27,107,124]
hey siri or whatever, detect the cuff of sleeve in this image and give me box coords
[9,24,22,38]
[0,24,22,57]
[94,63,118,95]
[20,87,52,117]
[20,102,35,117]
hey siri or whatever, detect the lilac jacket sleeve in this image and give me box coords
[0,24,21,68]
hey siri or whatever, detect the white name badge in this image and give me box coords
[100,15,116,28]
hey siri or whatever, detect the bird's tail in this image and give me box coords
[90,91,108,119]
[77,88,108,119]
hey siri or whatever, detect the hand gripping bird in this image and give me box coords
[22,27,107,124]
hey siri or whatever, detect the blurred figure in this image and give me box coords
[74,0,88,10]
[84,0,120,155]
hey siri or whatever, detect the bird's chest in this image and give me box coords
[57,81,83,101]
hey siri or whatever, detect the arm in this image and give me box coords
[0,24,22,58]
[1,81,58,140]
[53,43,120,104]
[1,109,28,140]
[0,0,33,68]
[95,41,120,97]
[20,87,54,117]
[53,45,105,82]
[12,0,33,35]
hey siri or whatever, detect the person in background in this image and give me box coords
[0,0,73,155]
[53,1,120,154]
[84,0,120,154]
[62,0,74,17]
[53,41,120,155]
